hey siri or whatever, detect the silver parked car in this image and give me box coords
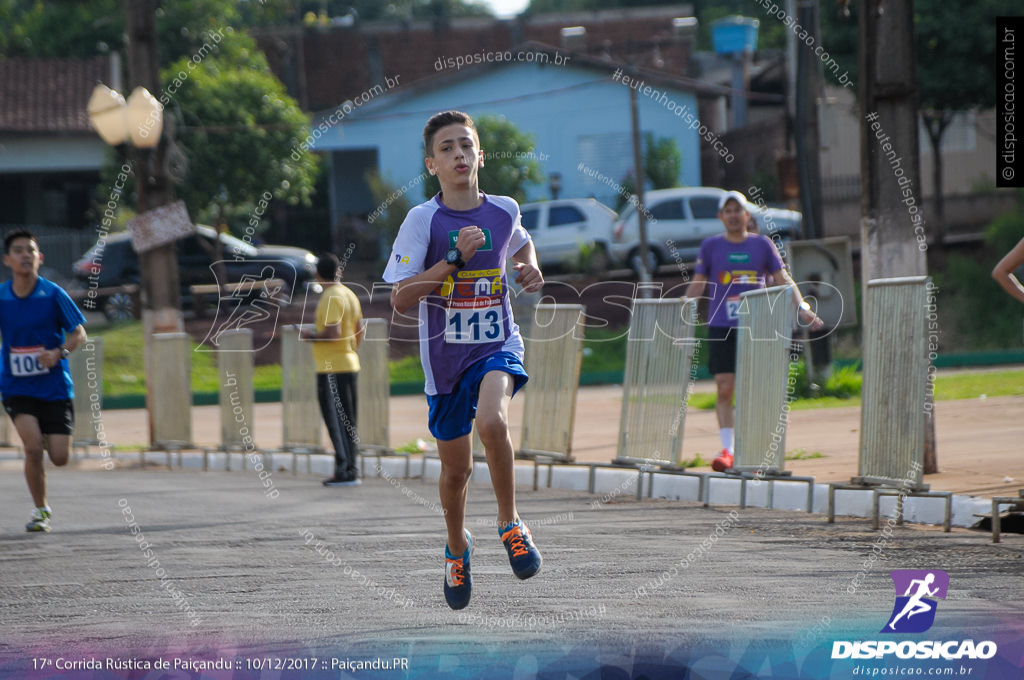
[520,198,618,272]
[609,187,802,274]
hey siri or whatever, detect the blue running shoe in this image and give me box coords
[500,519,542,579]
[443,529,473,610]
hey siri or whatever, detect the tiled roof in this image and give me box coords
[0,56,111,133]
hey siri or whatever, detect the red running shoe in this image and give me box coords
[712,449,734,472]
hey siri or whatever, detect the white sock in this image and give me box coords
[719,428,734,453]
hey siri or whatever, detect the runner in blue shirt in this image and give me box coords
[384,111,544,610]
[1,230,87,532]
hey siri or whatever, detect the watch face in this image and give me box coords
[446,248,459,264]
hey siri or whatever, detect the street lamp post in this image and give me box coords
[88,1,185,447]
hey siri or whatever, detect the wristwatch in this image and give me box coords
[445,247,466,269]
[60,347,70,359]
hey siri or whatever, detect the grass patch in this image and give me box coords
[581,326,629,374]
[96,321,283,397]
[933,369,1024,400]
[390,355,425,384]
[678,452,709,468]
[86,323,1024,409]
[785,448,824,460]
[395,438,433,454]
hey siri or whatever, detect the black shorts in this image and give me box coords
[3,396,74,435]
[707,326,738,376]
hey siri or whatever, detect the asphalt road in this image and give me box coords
[1,461,1022,679]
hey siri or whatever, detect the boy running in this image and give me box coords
[1,230,87,532]
[383,111,543,610]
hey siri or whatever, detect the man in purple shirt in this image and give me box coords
[383,111,544,610]
[686,191,822,472]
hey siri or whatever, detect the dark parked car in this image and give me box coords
[72,225,318,320]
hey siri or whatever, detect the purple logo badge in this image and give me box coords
[882,570,949,634]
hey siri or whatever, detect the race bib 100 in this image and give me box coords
[10,345,49,377]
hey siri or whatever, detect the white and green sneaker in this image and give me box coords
[26,507,52,533]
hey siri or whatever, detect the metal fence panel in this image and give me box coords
[734,286,796,473]
[70,337,104,446]
[858,276,930,488]
[217,329,255,451]
[151,333,192,448]
[616,298,698,466]
[281,325,321,450]
[519,304,586,461]
[357,318,390,453]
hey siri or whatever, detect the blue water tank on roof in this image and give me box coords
[711,16,760,54]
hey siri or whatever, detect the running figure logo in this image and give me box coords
[882,570,949,633]
[198,261,296,352]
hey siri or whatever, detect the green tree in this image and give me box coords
[644,132,682,190]
[98,32,318,228]
[0,0,242,60]
[915,0,1018,244]
[422,114,544,203]
[165,32,318,224]
[366,172,416,267]
[818,0,1019,244]
[612,135,681,211]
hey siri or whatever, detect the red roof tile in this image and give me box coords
[0,56,112,133]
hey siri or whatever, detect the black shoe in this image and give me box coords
[323,475,361,487]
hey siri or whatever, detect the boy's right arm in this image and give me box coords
[390,225,486,313]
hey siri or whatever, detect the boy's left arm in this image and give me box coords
[511,240,544,293]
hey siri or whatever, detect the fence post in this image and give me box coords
[217,329,256,465]
[150,333,193,449]
[356,319,391,454]
[70,337,104,450]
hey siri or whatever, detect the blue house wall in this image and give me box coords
[311,61,703,222]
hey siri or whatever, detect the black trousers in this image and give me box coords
[317,372,359,479]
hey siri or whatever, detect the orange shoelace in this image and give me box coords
[446,556,466,587]
[502,525,528,558]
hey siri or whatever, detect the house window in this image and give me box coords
[577,133,633,200]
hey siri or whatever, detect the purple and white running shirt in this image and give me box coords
[383,193,531,395]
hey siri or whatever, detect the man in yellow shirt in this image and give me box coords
[300,252,364,486]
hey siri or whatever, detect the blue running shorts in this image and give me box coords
[427,351,529,441]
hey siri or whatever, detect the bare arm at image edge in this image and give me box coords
[992,237,1024,305]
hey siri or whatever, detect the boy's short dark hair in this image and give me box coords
[423,110,477,157]
[4,229,37,254]
[316,252,340,281]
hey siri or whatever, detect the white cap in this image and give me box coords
[718,190,749,212]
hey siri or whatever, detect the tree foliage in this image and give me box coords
[644,132,682,190]
[96,31,318,227]
[163,32,318,223]
[0,0,243,61]
[422,114,544,203]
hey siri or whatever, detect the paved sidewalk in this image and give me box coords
[72,385,1024,498]
[0,465,1022,679]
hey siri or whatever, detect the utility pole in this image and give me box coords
[859,0,936,473]
[795,0,824,239]
[125,0,185,443]
[629,84,652,294]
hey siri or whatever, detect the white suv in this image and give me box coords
[609,187,802,274]
[520,198,618,272]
